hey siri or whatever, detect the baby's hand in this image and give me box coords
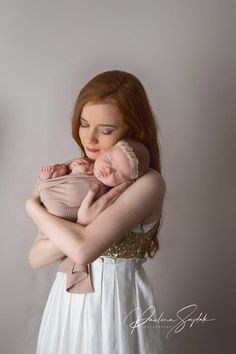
[39,164,67,180]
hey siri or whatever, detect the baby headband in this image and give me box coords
[115,140,139,179]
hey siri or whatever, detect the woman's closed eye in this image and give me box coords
[80,124,113,135]
[100,129,114,135]
[80,122,89,127]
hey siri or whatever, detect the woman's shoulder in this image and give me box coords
[136,168,166,196]
[114,168,166,221]
[137,169,166,223]
[117,168,166,225]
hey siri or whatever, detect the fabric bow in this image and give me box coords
[58,257,94,294]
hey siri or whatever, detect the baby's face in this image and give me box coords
[93,146,132,187]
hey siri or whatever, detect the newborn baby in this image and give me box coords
[37,138,150,231]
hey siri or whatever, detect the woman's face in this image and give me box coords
[79,102,129,160]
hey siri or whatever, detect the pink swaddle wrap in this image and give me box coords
[36,157,109,294]
[37,172,107,222]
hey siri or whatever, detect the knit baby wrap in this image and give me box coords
[36,157,109,294]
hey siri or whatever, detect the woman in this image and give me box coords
[26,70,167,354]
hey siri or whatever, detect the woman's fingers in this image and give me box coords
[76,180,133,225]
[82,183,100,207]
[102,194,120,209]
[85,180,131,208]
[76,184,101,225]
[108,180,133,198]
[96,180,132,208]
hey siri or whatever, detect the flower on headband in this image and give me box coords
[115,140,139,179]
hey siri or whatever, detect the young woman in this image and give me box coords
[26,70,167,354]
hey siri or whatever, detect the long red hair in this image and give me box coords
[71,70,164,258]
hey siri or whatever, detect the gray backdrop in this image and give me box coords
[0,1,235,353]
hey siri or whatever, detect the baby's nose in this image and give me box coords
[104,165,112,176]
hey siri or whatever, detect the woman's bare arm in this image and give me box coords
[28,231,66,269]
[26,170,166,265]
[28,157,82,269]
[27,181,130,269]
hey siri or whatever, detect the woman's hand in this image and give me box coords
[76,180,133,225]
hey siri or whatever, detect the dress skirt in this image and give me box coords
[36,256,166,354]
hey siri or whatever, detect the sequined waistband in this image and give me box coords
[94,256,147,265]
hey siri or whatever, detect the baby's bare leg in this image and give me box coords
[39,164,68,180]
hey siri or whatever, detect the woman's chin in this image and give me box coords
[85,149,102,160]
[86,153,97,161]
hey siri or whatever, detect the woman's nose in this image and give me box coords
[86,129,98,144]
[103,165,112,176]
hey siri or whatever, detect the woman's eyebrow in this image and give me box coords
[80,117,117,128]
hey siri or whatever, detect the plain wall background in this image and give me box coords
[0,1,235,353]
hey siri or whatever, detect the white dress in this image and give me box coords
[36,221,166,354]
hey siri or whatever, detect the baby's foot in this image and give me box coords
[69,158,93,174]
[39,164,68,180]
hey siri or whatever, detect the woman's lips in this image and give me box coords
[86,147,100,153]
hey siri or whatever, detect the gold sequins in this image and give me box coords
[101,222,159,258]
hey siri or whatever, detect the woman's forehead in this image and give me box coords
[81,102,123,125]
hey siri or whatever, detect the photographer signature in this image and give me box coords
[123,304,216,339]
